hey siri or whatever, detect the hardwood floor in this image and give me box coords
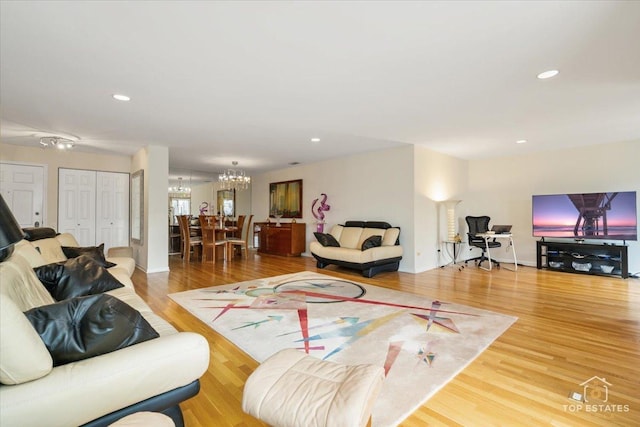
[133,251,640,426]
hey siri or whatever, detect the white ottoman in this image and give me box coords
[242,348,385,427]
[109,411,175,427]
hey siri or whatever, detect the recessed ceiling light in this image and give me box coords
[112,94,131,101]
[516,139,527,144]
[310,138,321,142]
[537,70,559,79]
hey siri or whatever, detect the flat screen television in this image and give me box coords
[532,191,637,241]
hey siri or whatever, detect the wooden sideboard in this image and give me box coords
[254,222,306,256]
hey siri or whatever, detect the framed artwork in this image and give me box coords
[269,179,302,218]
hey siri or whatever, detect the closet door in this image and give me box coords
[96,171,129,252]
[58,169,96,246]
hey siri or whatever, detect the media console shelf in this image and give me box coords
[536,240,629,279]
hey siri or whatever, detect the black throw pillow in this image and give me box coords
[361,235,382,251]
[34,255,124,301]
[62,243,117,269]
[22,227,58,241]
[314,232,340,247]
[25,294,159,366]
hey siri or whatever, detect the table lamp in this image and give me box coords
[0,194,25,262]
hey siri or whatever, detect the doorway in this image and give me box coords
[0,162,46,227]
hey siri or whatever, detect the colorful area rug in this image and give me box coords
[169,272,517,426]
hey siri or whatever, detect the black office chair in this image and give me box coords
[465,216,501,268]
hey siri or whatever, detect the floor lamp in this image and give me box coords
[443,200,462,242]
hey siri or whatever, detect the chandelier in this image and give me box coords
[39,136,75,150]
[219,161,251,191]
[168,177,191,194]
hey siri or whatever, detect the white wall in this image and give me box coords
[461,140,640,274]
[132,146,169,273]
[251,145,416,272]
[190,181,252,219]
[414,146,469,272]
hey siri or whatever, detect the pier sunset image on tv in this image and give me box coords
[532,191,637,241]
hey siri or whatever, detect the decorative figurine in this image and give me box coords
[311,193,330,233]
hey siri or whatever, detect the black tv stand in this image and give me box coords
[536,240,629,279]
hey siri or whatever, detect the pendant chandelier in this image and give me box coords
[168,177,191,194]
[219,161,251,191]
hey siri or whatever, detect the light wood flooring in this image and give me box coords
[132,251,640,427]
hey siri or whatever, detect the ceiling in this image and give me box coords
[2,1,639,185]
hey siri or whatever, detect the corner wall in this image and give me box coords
[132,146,169,273]
[414,146,469,272]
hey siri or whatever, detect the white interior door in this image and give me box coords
[96,171,129,251]
[0,162,45,227]
[58,168,96,246]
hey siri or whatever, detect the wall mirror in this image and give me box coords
[269,179,303,218]
[217,189,235,217]
[131,170,144,244]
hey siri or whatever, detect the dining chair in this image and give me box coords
[178,215,202,262]
[199,215,226,263]
[199,214,216,228]
[227,214,253,260]
[176,215,187,258]
[234,215,246,239]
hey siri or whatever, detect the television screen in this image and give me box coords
[532,191,637,241]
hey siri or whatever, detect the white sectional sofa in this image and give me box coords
[310,221,403,277]
[0,231,210,427]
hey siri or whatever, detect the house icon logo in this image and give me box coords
[580,376,611,403]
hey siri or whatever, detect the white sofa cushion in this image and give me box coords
[329,224,344,242]
[30,237,67,264]
[326,225,400,249]
[13,240,47,267]
[0,297,53,385]
[382,228,400,246]
[106,256,136,277]
[55,233,81,247]
[356,228,385,249]
[338,227,364,249]
[0,332,209,427]
[310,242,403,264]
[0,250,56,311]
[25,233,135,278]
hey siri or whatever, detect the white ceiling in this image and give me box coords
[2,1,639,184]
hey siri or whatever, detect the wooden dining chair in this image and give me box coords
[199,215,216,228]
[199,215,226,263]
[227,214,253,260]
[176,215,187,258]
[234,215,246,238]
[178,215,202,262]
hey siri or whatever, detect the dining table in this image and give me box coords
[189,224,238,260]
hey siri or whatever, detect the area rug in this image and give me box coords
[169,272,517,427]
